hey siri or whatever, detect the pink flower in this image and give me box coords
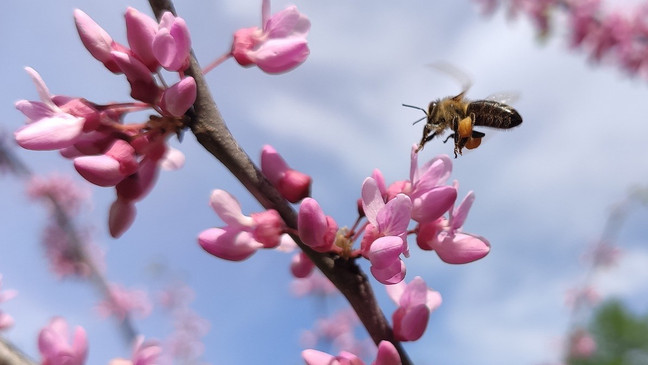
[568,329,596,359]
[416,188,490,264]
[74,9,127,73]
[198,190,286,261]
[231,0,311,73]
[152,12,191,72]
[386,276,441,342]
[74,140,139,187]
[0,275,17,331]
[361,177,412,285]
[290,251,315,278]
[297,198,339,253]
[96,283,152,320]
[302,340,401,365]
[261,145,311,203]
[109,336,161,365]
[14,68,89,150]
[38,317,88,365]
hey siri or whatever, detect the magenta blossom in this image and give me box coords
[261,145,312,203]
[361,177,412,285]
[298,198,339,253]
[198,189,287,261]
[38,317,88,365]
[302,340,401,365]
[386,276,441,341]
[416,187,490,264]
[231,0,311,73]
[14,68,90,151]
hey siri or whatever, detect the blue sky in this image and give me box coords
[1,1,648,364]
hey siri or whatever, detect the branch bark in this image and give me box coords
[0,338,36,365]
[148,0,411,363]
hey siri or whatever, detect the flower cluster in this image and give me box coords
[14,7,195,237]
[302,340,401,365]
[299,145,490,285]
[475,0,648,79]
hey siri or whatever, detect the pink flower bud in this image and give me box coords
[198,228,262,261]
[74,140,138,187]
[74,9,127,73]
[290,252,314,278]
[125,7,159,72]
[159,77,196,117]
[298,198,337,252]
[14,114,85,151]
[250,209,285,248]
[153,12,191,71]
[111,51,161,104]
[433,232,490,264]
[374,341,401,365]
[109,198,136,238]
[261,145,311,203]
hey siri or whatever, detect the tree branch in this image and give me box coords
[148,0,412,363]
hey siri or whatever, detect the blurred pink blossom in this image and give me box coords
[38,317,88,365]
[0,275,17,331]
[109,336,161,365]
[96,283,152,320]
[386,276,441,341]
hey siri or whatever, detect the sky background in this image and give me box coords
[1,0,647,364]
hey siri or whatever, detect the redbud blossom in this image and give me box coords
[361,177,411,285]
[386,276,441,342]
[0,275,16,331]
[125,7,159,70]
[153,12,192,71]
[159,77,197,117]
[38,317,88,365]
[74,9,127,73]
[291,251,315,278]
[418,190,490,264]
[73,139,139,187]
[14,68,88,150]
[568,329,596,359]
[298,198,339,253]
[261,145,311,202]
[95,284,152,320]
[198,190,286,261]
[302,340,400,365]
[231,0,311,73]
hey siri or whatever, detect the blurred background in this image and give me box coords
[1,1,647,364]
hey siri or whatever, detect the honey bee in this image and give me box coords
[403,67,522,157]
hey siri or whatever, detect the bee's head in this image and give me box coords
[427,100,440,125]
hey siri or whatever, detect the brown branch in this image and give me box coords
[0,338,37,365]
[148,0,411,363]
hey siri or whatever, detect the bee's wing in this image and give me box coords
[426,62,472,94]
[485,92,520,105]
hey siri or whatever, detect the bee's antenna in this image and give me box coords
[402,104,428,125]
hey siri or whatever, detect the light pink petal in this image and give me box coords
[74,9,122,73]
[260,145,288,184]
[160,77,196,117]
[370,260,406,285]
[393,304,429,341]
[24,67,56,108]
[298,198,331,251]
[265,6,311,38]
[434,233,490,264]
[376,194,412,236]
[109,198,136,238]
[0,313,14,330]
[153,13,191,71]
[209,190,253,228]
[15,100,54,121]
[74,155,125,187]
[411,186,457,223]
[426,289,442,311]
[451,191,475,230]
[368,236,404,269]
[15,115,85,150]
[71,326,88,362]
[361,177,385,227]
[159,147,185,170]
[373,341,401,365]
[400,277,428,307]
[302,349,337,365]
[251,37,309,74]
[411,154,453,192]
[198,228,262,261]
[125,7,159,71]
[371,169,387,197]
[291,252,314,278]
[385,280,406,305]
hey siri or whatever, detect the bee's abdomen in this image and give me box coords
[467,100,522,129]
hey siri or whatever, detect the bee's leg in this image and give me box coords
[457,115,474,139]
[417,129,438,152]
[465,130,486,150]
[442,133,455,144]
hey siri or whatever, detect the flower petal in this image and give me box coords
[15,115,85,150]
